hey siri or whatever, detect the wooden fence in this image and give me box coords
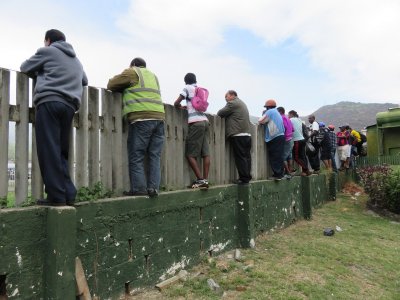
[0,68,270,206]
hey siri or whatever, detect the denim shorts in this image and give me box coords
[282,139,294,161]
[185,121,210,157]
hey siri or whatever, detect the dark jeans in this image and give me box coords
[331,148,337,172]
[230,136,252,183]
[267,135,285,178]
[35,101,76,203]
[292,140,309,171]
[307,143,320,171]
[127,120,165,193]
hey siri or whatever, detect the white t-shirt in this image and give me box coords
[180,84,208,124]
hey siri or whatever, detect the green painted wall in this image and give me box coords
[0,175,337,299]
[0,207,47,298]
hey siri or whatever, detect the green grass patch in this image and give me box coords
[140,193,400,299]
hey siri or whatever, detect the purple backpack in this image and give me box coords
[191,87,209,112]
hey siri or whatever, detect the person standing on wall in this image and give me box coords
[217,90,252,185]
[327,125,338,172]
[277,106,294,179]
[307,114,321,174]
[107,57,165,197]
[174,73,210,189]
[20,29,88,206]
[288,110,312,176]
[258,99,285,181]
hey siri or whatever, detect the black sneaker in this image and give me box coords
[147,188,158,198]
[234,179,249,185]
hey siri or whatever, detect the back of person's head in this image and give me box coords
[277,107,285,114]
[45,29,66,44]
[130,57,146,68]
[264,99,277,109]
[288,110,298,118]
[184,73,197,84]
[227,90,237,97]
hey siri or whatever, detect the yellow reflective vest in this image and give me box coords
[122,67,164,116]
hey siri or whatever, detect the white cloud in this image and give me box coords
[1,0,399,117]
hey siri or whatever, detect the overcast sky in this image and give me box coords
[1,0,399,117]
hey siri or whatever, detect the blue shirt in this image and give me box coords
[262,108,284,142]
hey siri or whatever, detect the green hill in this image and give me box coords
[303,101,399,131]
[250,101,399,132]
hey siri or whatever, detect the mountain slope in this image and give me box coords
[304,101,399,131]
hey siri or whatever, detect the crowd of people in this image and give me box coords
[19,28,367,206]
[259,101,367,180]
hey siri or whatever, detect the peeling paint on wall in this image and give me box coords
[208,241,231,253]
[159,256,191,281]
[15,247,22,268]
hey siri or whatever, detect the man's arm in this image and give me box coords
[107,68,137,92]
[258,112,269,124]
[20,47,46,78]
[217,101,233,118]
[82,71,88,86]
[174,95,185,108]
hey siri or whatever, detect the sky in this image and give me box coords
[1,0,399,117]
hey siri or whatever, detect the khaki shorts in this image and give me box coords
[337,145,350,161]
[185,121,210,157]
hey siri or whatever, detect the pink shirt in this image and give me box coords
[281,114,294,141]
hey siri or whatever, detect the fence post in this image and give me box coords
[88,87,100,187]
[236,184,255,248]
[15,72,29,206]
[75,87,89,188]
[44,206,76,299]
[0,69,10,205]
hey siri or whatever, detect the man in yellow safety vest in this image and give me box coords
[108,57,165,197]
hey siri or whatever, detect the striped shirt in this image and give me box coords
[180,84,208,124]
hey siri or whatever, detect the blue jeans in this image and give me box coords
[127,120,165,193]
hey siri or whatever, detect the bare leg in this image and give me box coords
[288,159,294,172]
[187,156,202,179]
[202,155,210,179]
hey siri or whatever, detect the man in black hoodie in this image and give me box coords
[20,29,88,206]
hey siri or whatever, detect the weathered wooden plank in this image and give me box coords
[0,69,10,201]
[68,126,75,185]
[249,123,257,180]
[121,119,129,192]
[100,89,113,190]
[31,122,43,201]
[30,78,44,201]
[111,93,124,195]
[88,87,100,187]
[75,88,89,188]
[14,72,29,206]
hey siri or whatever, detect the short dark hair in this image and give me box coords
[288,110,298,117]
[277,107,285,114]
[184,73,197,84]
[130,57,146,67]
[45,29,66,44]
[227,90,237,97]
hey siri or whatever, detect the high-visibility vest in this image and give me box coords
[122,67,164,116]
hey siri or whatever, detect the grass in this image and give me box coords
[139,192,400,299]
